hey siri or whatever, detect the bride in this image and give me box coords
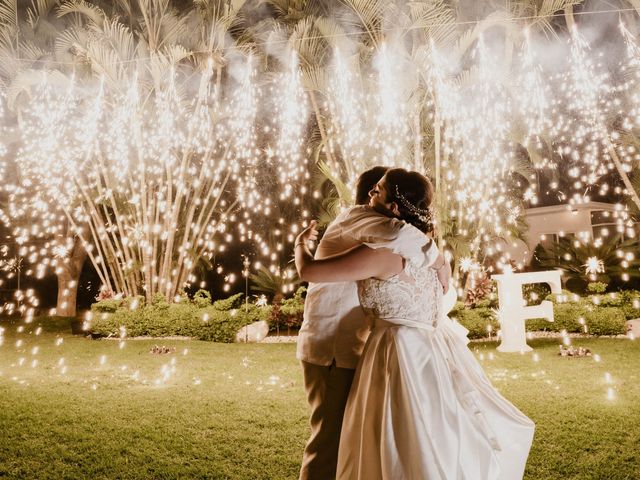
[294,168,534,480]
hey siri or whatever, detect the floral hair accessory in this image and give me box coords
[394,184,433,225]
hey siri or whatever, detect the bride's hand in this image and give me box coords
[295,220,318,249]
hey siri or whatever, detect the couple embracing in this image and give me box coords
[294,167,535,480]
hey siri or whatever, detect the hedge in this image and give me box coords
[451,301,627,340]
[450,307,499,340]
[526,303,588,333]
[583,308,627,336]
[89,288,630,342]
[90,291,273,343]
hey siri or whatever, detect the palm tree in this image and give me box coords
[533,234,640,291]
[1,0,265,305]
[0,0,91,317]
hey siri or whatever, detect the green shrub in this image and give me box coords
[197,308,250,342]
[89,311,122,337]
[451,301,466,314]
[584,308,627,336]
[91,298,123,313]
[232,303,273,325]
[527,303,592,333]
[151,293,170,308]
[587,282,608,294]
[451,308,499,340]
[589,292,624,308]
[525,303,627,336]
[213,292,244,311]
[279,287,306,330]
[123,295,145,309]
[473,297,498,309]
[620,290,640,320]
[545,290,581,304]
[90,293,261,342]
[192,289,212,308]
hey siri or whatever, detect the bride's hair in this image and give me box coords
[384,168,434,233]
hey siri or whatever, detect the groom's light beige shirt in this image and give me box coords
[297,205,439,369]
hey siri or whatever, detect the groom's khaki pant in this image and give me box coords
[299,360,356,480]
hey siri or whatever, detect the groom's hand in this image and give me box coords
[295,220,319,249]
[437,261,451,294]
[432,253,451,294]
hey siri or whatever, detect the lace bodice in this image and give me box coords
[357,254,442,327]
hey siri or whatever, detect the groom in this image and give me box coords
[297,166,449,480]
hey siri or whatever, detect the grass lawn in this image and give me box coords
[0,317,638,480]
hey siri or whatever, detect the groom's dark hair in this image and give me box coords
[355,166,389,205]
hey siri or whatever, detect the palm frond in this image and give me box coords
[57,0,106,27]
[339,0,387,48]
[300,65,327,92]
[527,0,582,39]
[288,17,330,69]
[454,65,481,88]
[454,10,511,60]
[155,10,189,51]
[26,0,59,29]
[20,39,47,61]
[89,17,136,62]
[0,26,20,78]
[146,44,190,84]
[0,52,20,80]
[0,0,18,29]
[444,232,472,259]
[257,0,289,19]
[407,0,457,49]
[510,155,536,181]
[533,234,640,289]
[317,194,342,227]
[312,16,348,52]
[249,265,286,297]
[85,39,129,86]
[54,25,89,57]
[0,34,47,82]
[628,168,640,215]
[112,0,134,21]
[538,0,580,17]
[317,159,352,205]
[624,0,640,17]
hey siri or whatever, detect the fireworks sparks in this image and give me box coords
[584,256,605,276]
[0,4,638,319]
[1,52,314,303]
[316,22,639,282]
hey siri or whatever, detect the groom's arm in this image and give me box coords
[340,206,405,244]
[338,205,451,292]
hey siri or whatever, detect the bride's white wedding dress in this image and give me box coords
[336,248,535,480]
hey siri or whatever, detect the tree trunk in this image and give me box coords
[56,238,87,318]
